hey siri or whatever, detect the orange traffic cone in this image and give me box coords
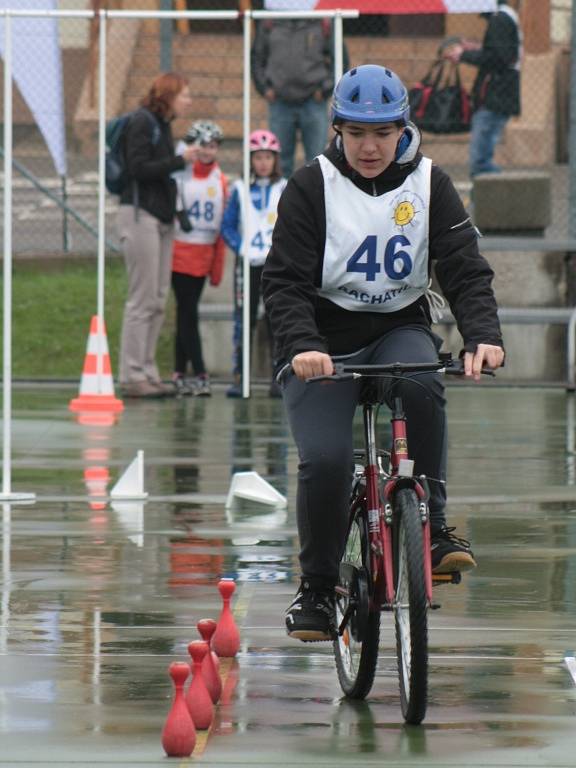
[69,316,124,414]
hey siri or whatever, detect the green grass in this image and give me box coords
[1,258,176,379]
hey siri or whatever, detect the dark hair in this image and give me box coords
[250,152,282,183]
[141,72,188,119]
[333,118,405,129]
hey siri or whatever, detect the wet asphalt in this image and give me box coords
[1,383,576,766]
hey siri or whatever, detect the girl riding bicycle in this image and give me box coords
[261,64,505,642]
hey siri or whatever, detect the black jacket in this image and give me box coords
[261,133,503,365]
[120,107,185,224]
[460,6,521,116]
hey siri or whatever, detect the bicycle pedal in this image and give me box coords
[432,571,462,585]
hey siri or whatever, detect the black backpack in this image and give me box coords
[105,110,160,195]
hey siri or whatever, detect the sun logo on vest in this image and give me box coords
[391,191,425,232]
[207,186,217,198]
[267,212,277,226]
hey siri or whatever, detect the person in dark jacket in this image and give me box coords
[118,72,197,398]
[251,18,339,177]
[444,0,522,177]
[262,64,505,642]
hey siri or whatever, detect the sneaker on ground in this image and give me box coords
[148,379,174,397]
[226,382,242,398]
[431,526,477,574]
[190,375,211,397]
[121,380,165,399]
[285,580,336,642]
[172,375,192,396]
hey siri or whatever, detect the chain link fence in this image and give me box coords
[0,0,573,255]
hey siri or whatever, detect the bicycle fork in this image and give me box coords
[367,398,434,607]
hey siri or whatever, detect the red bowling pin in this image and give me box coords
[212,579,240,657]
[161,662,196,758]
[198,617,220,670]
[197,618,222,704]
[186,641,214,730]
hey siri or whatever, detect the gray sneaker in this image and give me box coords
[190,375,211,397]
[172,376,193,396]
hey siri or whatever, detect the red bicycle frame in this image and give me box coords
[361,397,434,610]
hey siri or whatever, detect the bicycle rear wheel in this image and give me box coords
[334,507,380,699]
[393,487,428,724]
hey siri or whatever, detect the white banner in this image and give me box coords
[0,0,67,176]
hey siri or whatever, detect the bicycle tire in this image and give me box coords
[334,507,380,699]
[393,487,428,724]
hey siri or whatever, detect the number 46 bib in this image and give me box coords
[317,154,431,313]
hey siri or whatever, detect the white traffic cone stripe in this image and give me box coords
[79,373,116,396]
[86,333,111,357]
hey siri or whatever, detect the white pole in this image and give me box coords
[0,13,34,503]
[334,12,344,82]
[1,504,11,657]
[96,9,107,391]
[241,11,252,399]
[2,12,13,498]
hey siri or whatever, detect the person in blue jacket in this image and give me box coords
[221,129,287,397]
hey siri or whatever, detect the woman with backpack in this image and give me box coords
[118,72,197,399]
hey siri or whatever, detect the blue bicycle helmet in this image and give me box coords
[331,65,410,125]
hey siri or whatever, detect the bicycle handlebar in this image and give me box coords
[306,355,495,384]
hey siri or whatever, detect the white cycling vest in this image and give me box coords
[317,154,431,313]
[174,163,224,245]
[234,178,287,266]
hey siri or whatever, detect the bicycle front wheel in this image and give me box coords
[334,508,380,699]
[393,488,428,724]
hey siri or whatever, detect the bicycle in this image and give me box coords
[308,351,493,725]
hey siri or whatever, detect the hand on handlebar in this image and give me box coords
[464,344,504,381]
[292,351,334,381]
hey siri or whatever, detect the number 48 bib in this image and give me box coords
[317,154,431,313]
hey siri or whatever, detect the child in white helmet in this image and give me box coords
[171,120,229,396]
[221,129,287,397]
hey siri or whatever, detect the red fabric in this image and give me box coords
[192,159,215,178]
[171,165,229,285]
[315,0,447,13]
[172,239,226,285]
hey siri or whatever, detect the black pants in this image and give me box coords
[232,258,272,375]
[171,271,207,376]
[282,327,447,588]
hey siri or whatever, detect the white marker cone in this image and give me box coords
[225,471,286,509]
[110,450,148,499]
